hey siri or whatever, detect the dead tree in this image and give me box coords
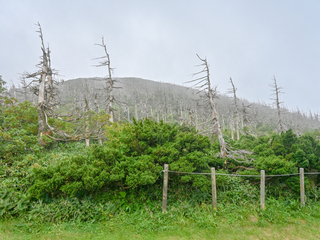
[22,23,108,143]
[227,77,240,140]
[185,54,227,158]
[241,103,254,135]
[269,76,285,133]
[19,77,29,101]
[228,112,235,140]
[83,81,91,147]
[84,98,91,147]
[22,23,51,139]
[93,36,116,122]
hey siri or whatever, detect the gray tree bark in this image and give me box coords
[228,78,240,140]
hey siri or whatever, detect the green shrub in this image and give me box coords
[28,119,215,199]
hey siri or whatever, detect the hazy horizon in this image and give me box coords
[1,0,320,113]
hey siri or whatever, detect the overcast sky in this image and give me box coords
[1,0,320,113]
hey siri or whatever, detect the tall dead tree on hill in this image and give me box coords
[227,77,240,140]
[22,23,108,143]
[23,23,60,139]
[270,76,285,133]
[185,54,227,158]
[93,36,116,122]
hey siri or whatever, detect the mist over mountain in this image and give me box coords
[8,77,320,135]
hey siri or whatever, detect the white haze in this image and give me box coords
[1,0,320,113]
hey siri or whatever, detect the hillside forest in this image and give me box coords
[1,23,320,225]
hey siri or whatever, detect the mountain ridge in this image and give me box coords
[8,77,320,135]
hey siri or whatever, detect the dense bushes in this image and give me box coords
[2,99,320,221]
[27,119,216,199]
[0,100,40,163]
[236,129,320,172]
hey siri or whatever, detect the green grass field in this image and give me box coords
[1,217,320,240]
[2,200,320,240]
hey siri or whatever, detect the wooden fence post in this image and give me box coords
[300,168,305,207]
[162,164,169,213]
[211,167,217,211]
[260,170,265,210]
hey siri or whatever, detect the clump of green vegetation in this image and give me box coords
[1,98,320,234]
[2,200,320,239]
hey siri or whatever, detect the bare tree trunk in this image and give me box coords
[93,93,103,145]
[208,89,227,157]
[157,110,159,122]
[94,36,115,122]
[94,93,99,113]
[186,55,227,158]
[170,106,173,122]
[127,105,130,121]
[229,114,234,141]
[163,92,168,123]
[270,76,285,133]
[46,48,54,107]
[221,114,225,131]
[188,108,192,126]
[195,109,198,130]
[20,78,28,101]
[135,104,138,120]
[84,82,90,147]
[150,107,153,120]
[37,25,48,140]
[228,78,240,140]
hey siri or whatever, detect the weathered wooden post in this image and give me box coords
[260,170,265,210]
[211,167,217,211]
[300,168,305,207]
[162,164,169,213]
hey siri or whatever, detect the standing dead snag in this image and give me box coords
[93,36,115,122]
[241,103,255,136]
[24,23,52,140]
[228,78,240,140]
[270,76,285,133]
[22,23,109,143]
[22,23,62,141]
[22,23,65,142]
[185,54,227,158]
[83,81,91,147]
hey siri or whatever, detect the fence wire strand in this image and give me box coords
[161,170,320,178]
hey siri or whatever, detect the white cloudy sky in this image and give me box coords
[1,0,320,113]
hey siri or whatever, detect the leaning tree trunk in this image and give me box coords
[229,78,240,140]
[208,87,227,158]
[38,32,48,141]
[186,54,227,158]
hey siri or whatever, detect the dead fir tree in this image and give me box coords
[269,76,285,133]
[22,22,60,140]
[92,36,117,123]
[185,54,227,158]
[22,23,108,143]
[241,102,256,136]
[227,77,240,140]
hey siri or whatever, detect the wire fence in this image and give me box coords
[162,170,320,177]
[161,164,320,213]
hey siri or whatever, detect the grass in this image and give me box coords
[2,216,320,239]
[2,199,320,240]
